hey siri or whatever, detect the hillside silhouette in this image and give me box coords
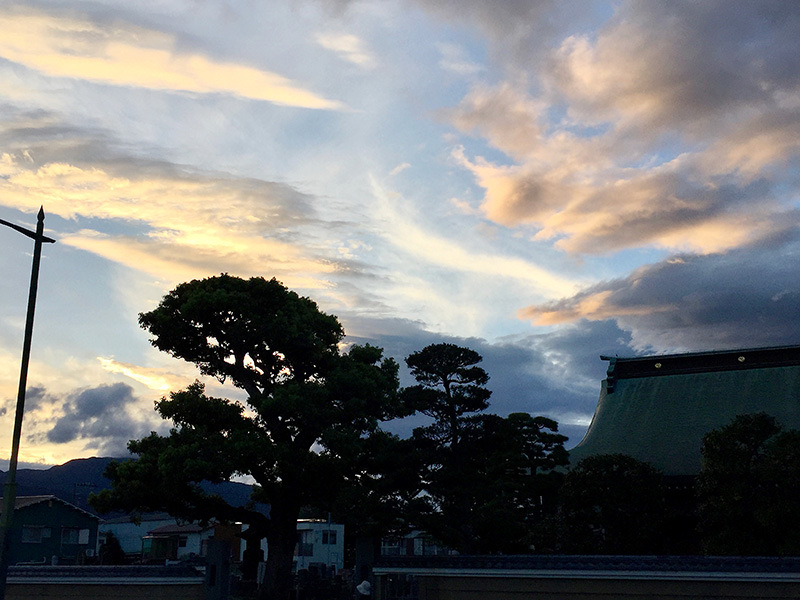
[0,457,256,515]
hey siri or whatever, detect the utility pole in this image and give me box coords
[0,208,55,599]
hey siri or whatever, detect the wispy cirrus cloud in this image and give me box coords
[369,177,582,299]
[0,7,343,109]
[315,32,376,69]
[437,42,484,77]
[0,125,339,289]
[97,357,181,392]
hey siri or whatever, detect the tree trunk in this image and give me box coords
[259,503,301,600]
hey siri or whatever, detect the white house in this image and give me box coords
[142,522,216,560]
[105,513,344,572]
[294,519,344,573]
[101,513,178,556]
[239,519,345,574]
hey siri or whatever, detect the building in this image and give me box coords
[142,523,216,561]
[569,344,800,475]
[102,514,242,561]
[295,519,345,573]
[101,512,179,556]
[380,531,455,558]
[105,513,343,573]
[1,495,100,565]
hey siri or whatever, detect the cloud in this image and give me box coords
[97,358,182,392]
[549,1,800,136]
[456,142,796,254]
[449,197,480,216]
[412,0,569,61]
[316,32,376,69]
[389,162,411,177]
[445,85,544,160]
[0,120,342,289]
[436,42,484,77]
[520,233,800,352]
[0,7,343,109]
[39,382,162,456]
[369,177,582,298]
[443,3,800,256]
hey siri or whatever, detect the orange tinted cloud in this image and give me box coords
[444,3,800,257]
[521,289,671,326]
[451,98,791,255]
[0,153,336,289]
[0,8,342,109]
[97,358,182,392]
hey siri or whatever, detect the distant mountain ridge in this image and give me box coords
[0,457,256,516]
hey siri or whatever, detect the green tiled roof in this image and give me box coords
[570,345,800,475]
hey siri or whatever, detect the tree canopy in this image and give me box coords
[698,412,800,555]
[404,343,491,446]
[405,343,568,554]
[91,275,406,600]
[556,454,666,554]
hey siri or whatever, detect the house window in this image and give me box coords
[178,536,188,548]
[62,528,79,544]
[22,526,44,543]
[296,530,313,556]
[61,528,90,545]
[380,538,406,556]
[322,530,337,545]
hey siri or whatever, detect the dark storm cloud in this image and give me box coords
[43,382,163,456]
[47,382,138,444]
[523,233,800,352]
[344,314,634,446]
[21,386,54,412]
[1,386,56,420]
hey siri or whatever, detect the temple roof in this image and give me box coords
[569,344,800,475]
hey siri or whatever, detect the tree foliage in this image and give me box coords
[406,343,568,554]
[91,275,406,600]
[698,412,800,555]
[556,454,666,554]
[137,274,343,393]
[404,343,491,446]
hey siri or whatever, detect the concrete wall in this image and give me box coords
[5,566,205,600]
[409,575,800,600]
[374,556,800,600]
[6,582,204,600]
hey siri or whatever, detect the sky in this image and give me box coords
[1,0,799,468]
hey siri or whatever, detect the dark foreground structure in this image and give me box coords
[569,344,800,475]
[374,555,800,600]
[3,565,205,599]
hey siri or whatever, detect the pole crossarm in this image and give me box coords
[0,217,56,244]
